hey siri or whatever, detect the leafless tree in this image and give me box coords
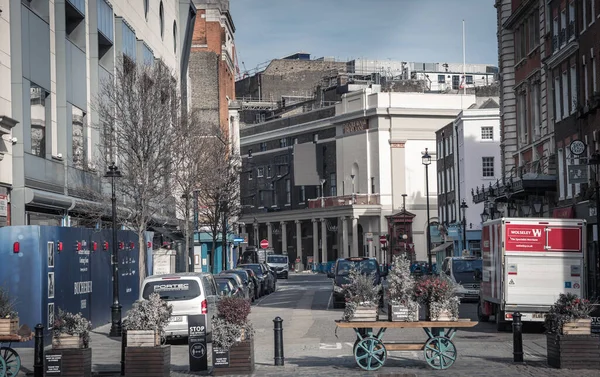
[94,57,179,284]
[196,125,242,273]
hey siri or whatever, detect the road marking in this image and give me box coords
[320,343,342,350]
[345,342,354,348]
[327,291,333,310]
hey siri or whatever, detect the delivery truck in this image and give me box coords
[478,217,587,331]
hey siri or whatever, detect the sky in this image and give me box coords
[230,0,498,73]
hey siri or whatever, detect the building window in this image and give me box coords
[142,43,154,66]
[517,91,528,144]
[260,142,267,151]
[591,0,596,27]
[568,1,575,40]
[531,82,541,138]
[122,22,136,60]
[554,75,562,120]
[30,85,48,157]
[271,182,276,205]
[257,167,264,178]
[280,138,288,148]
[293,137,298,144]
[481,127,493,140]
[570,65,577,113]
[519,25,526,59]
[248,149,252,158]
[465,75,473,84]
[286,179,291,204]
[558,148,565,199]
[371,177,375,194]
[97,0,114,43]
[300,186,305,203]
[437,75,445,83]
[313,133,318,143]
[583,0,587,32]
[560,9,566,46]
[584,57,590,102]
[259,191,264,206]
[482,157,494,177]
[173,21,177,54]
[330,173,337,196]
[562,70,568,115]
[159,1,164,39]
[593,51,598,94]
[72,106,86,168]
[267,165,272,178]
[552,16,558,51]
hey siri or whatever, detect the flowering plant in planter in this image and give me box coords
[545,293,594,335]
[52,308,92,348]
[212,296,254,351]
[413,275,459,320]
[341,267,381,321]
[0,287,17,319]
[124,293,173,334]
[387,254,419,321]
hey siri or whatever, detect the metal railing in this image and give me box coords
[307,194,380,208]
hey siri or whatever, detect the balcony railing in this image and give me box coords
[568,20,575,40]
[552,35,558,51]
[307,194,380,208]
[559,28,566,46]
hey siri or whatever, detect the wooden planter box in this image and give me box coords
[127,330,160,347]
[125,345,170,377]
[213,339,255,376]
[349,306,378,322]
[44,348,92,377]
[52,334,85,349]
[547,333,600,369]
[430,309,457,322]
[0,318,19,335]
[388,304,418,322]
[562,319,592,335]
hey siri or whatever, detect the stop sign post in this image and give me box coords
[260,239,269,249]
[380,235,387,245]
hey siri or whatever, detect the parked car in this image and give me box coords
[239,264,271,295]
[266,254,289,279]
[222,269,255,301]
[140,272,218,340]
[218,273,249,300]
[242,268,261,299]
[260,263,277,293]
[327,257,387,309]
[215,277,242,298]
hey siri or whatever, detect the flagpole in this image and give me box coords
[463,19,466,96]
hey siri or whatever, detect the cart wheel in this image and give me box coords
[354,337,387,371]
[0,354,6,377]
[424,336,457,370]
[0,347,21,377]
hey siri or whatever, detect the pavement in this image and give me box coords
[12,272,600,376]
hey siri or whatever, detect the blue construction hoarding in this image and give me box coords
[0,226,143,347]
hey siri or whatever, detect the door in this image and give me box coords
[452,75,460,90]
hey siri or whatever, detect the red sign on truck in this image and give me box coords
[505,224,582,252]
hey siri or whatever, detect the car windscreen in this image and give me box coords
[226,270,248,283]
[451,259,483,284]
[215,280,231,293]
[240,265,263,276]
[142,280,201,301]
[336,259,379,276]
[267,256,288,264]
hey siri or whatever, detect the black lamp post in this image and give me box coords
[480,208,489,223]
[589,151,600,299]
[460,199,468,251]
[104,162,122,337]
[422,148,432,274]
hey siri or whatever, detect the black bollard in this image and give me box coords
[33,323,44,377]
[121,329,127,376]
[512,312,523,362]
[273,317,284,366]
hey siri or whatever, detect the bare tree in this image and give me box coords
[196,125,242,273]
[94,57,179,284]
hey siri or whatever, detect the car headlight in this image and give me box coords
[333,285,343,293]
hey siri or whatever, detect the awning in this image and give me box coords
[431,241,453,253]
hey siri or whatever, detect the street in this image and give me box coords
[15,272,600,376]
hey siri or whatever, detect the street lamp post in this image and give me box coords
[588,152,600,298]
[104,162,122,337]
[320,179,326,208]
[422,148,432,274]
[350,174,356,204]
[460,199,468,252]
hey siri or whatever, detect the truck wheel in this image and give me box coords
[477,303,489,322]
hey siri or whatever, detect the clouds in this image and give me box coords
[231,0,498,70]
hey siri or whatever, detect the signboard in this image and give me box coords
[45,353,62,375]
[379,235,387,245]
[213,348,230,368]
[365,232,373,242]
[591,305,600,334]
[188,315,208,371]
[568,165,588,184]
[260,239,269,249]
[0,194,7,217]
[505,224,546,251]
[546,227,582,252]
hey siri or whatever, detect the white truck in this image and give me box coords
[478,217,587,331]
[441,254,482,301]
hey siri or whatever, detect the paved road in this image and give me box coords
[13,272,600,376]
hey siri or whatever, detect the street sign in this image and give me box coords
[568,164,588,184]
[365,232,373,242]
[380,235,387,244]
[233,238,245,242]
[188,315,208,371]
[260,239,269,249]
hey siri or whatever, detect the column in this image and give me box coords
[295,220,302,261]
[352,217,359,257]
[253,223,259,246]
[367,218,374,258]
[341,217,349,259]
[321,218,328,264]
[312,219,319,266]
[280,221,287,254]
[267,222,273,247]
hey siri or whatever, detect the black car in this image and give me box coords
[223,269,255,302]
[242,268,261,299]
[327,257,387,309]
[239,264,271,296]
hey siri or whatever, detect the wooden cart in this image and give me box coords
[335,319,477,371]
[0,333,33,377]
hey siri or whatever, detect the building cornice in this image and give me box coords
[239,205,382,224]
[543,41,579,70]
[502,0,536,30]
[240,117,334,146]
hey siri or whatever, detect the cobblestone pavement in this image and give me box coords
[13,272,600,376]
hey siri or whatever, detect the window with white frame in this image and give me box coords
[569,1,575,40]
[330,173,337,196]
[257,167,264,177]
[583,0,587,32]
[481,127,493,140]
[482,157,494,177]
[558,148,565,199]
[584,56,589,102]
[531,82,541,138]
[554,75,562,120]
[517,91,528,144]
[591,0,595,26]
[285,179,291,204]
[592,49,597,93]
[300,186,306,203]
[438,75,445,83]
[562,70,569,115]
[570,65,577,113]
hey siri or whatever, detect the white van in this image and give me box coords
[140,272,219,340]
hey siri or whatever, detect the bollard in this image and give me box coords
[273,317,284,366]
[33,323,44,377]
[512,312,523,362]
[121,329,127,376]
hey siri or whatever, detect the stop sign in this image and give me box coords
[380,235,387,244]
[260,239,269,249]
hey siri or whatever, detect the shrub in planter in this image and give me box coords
[387,254,419,321]
[52,309,91,349]
[124,292,172,347]
[213,297,254,350]
[341,268,381,321]
[545,293,593,335]
[413,275,459,321]
[0,287,19,335]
